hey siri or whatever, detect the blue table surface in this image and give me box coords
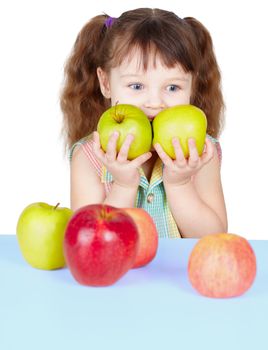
[0,235,267,350]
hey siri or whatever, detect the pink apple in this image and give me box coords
[188,233,257,298]
[123,208,158,268]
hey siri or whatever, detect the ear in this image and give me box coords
[97,67,111,99]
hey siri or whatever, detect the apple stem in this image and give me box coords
[54,203,60,210]
[115,101,119,117]
[114,101,124,123]
[100,206,112,220]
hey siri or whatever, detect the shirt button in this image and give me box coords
[147,193,154,203]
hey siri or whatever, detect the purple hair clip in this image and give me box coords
[105,16,117,28]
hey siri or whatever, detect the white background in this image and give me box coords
[0,0,267,238]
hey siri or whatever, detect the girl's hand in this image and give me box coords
[92,131,152,188]
[154,137,214,186]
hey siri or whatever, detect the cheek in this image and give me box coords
[167,92,191,107]
[179,88,192,104]
[110,90,143,106]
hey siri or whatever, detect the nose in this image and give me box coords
[144,89,165,110]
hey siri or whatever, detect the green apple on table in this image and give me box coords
[97,104,152,160]
[152,104,207,159]
[16,202,72,270]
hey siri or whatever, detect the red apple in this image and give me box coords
[123,208,158,268]
[64,204,139,286]
[188,233,257,298]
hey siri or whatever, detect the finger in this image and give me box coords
[117,134,134,162]
[172,138,187,167]
[93,131,102,148]
[200,137,214,164]
[154,143,174,168]
[92,131,106,162]
[188,138,200,168]
[130,152,152,168]
[105,131,119,162]
[93,131,99,145]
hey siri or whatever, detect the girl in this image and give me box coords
[61,8,228,238]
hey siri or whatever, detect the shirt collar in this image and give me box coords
[101,157,163,189]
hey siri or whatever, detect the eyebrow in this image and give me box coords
[120,74,190,82]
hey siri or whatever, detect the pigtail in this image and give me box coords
[60,15,110,150]
[184,17,225,138]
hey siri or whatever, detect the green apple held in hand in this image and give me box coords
[152,105,207,159]
[16,202,72,270]
[97,104,152,160]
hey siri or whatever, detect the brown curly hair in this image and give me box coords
[60,8,225,151]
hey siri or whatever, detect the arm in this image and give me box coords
[70,131,151,211]
[154,137,227,238]
[70,145,105,211]
[165,144,227,237]
[70,146,139,211]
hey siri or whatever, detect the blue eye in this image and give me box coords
[167,85,180,92]
[129,83,143,90]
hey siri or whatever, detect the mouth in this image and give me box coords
[148,116,155,122]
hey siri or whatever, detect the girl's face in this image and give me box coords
[97,49,192,122]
